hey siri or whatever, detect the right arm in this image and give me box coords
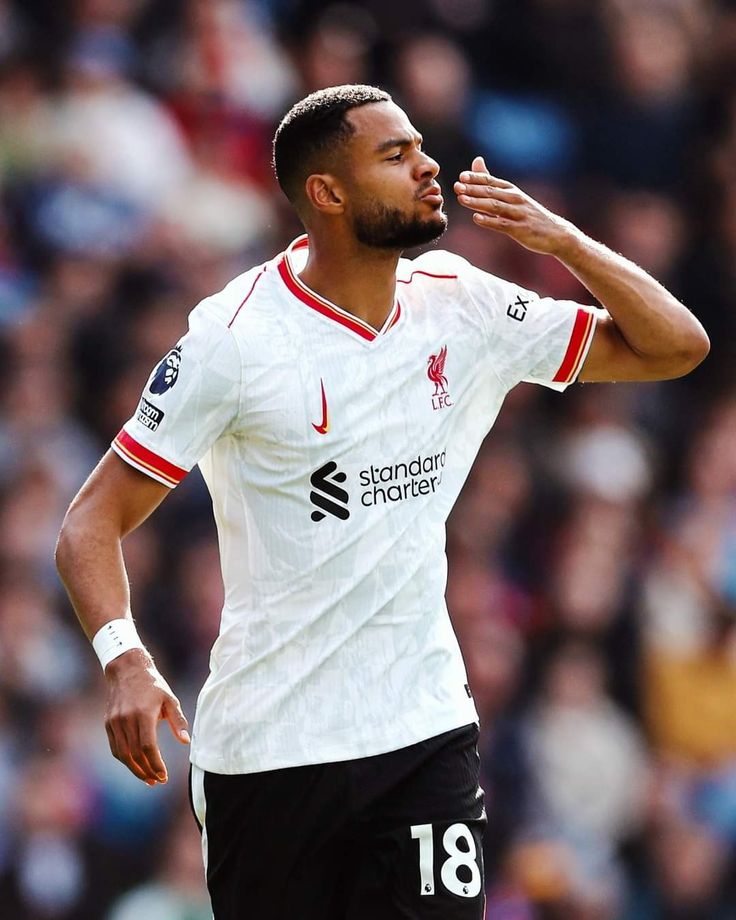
[55,450,190,785]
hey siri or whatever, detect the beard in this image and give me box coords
[352,200,447,250]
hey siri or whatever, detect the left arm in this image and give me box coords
[454,159,710,382]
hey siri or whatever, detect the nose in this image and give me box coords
[415,150,440,181]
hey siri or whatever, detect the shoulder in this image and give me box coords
[398,249,510,292]
[397,249,468,284]
[398,249,524,312]
[188,261,273,332]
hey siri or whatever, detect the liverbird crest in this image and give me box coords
[427,345,448,397]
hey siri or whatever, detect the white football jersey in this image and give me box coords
[112,235,599,775]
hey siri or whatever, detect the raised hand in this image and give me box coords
[454,156,576,256]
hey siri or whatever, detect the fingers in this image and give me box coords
[454,183,523,203]
[472,212,512,228]
[109,695,189,786]
[455,164,564,253]
[454,191,522,220]
[104,665,188,786]
[136,715,169,783]
[163,696,191,745]
[454,167,523,222]
[106,702,176,785]
[459,168,515,190]
[454,167,527,228]
[106,714,158,785]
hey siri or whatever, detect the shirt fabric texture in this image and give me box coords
[112,235,599,775]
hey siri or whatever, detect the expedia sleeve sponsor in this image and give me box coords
[457,260,599,392]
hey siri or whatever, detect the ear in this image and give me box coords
[304,174,345,215]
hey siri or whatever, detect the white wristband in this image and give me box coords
[92,619,144,671]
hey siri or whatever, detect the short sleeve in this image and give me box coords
[457,259,601,392]
[111,303,242,487]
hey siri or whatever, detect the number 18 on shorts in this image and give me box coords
[410,821,483,900]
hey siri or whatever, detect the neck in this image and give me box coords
[298,233,401,332]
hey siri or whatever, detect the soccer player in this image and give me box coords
[55,85,708,919]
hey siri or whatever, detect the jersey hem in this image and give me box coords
[189,701,479,776]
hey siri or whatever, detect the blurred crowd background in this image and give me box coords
[1,0,736,917]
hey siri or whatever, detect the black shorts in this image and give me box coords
[189,723,486,920]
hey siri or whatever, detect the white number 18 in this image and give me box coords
[410,822,481,898]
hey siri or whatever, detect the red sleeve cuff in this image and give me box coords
[552,308,596,384]
[112,429,188,488]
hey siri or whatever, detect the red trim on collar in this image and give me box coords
[277,236,402,341]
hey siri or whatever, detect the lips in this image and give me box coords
[419,184,443,206]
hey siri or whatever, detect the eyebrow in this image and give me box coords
[374,134,423,154]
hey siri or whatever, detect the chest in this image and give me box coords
[236,306,486,469]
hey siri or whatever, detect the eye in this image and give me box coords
[388,152,403,161]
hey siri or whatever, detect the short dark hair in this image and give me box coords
[273,84,391,207]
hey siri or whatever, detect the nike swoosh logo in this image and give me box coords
[312,378,329,434]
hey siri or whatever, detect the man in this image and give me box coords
[55,85,708,919]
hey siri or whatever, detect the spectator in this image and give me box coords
[0,0,732,915]
[105,811,210,920]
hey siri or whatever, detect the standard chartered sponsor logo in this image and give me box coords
[308,451,446,521]
[359,452,446,507]
[310,460,350,521]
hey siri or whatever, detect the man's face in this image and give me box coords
[341,102,447,250]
